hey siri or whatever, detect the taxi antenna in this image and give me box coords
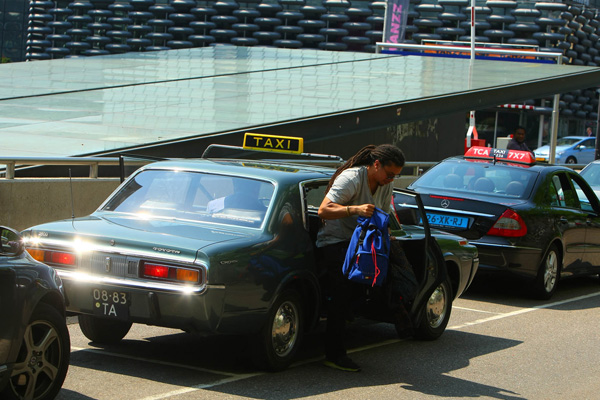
[69,168,75,219]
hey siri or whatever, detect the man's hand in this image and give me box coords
[355,204,375,217]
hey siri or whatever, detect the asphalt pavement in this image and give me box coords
[57,274,600,400]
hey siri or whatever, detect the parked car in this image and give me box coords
[0,226,70,400]
[533,136,596,164]
[21,134,478,371]
[404,146,600,300]
[579,159,600,198]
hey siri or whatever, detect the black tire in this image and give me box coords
[414,279,453,341]
[532,244,560,300]
[566,156,577,164]
[1,303,70,400]
[78,314,132,344]
[251,289,304,371]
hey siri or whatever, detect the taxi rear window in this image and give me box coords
[102,170,275,228]
[412,161,536,199]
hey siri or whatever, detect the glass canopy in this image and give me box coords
[0,46,598,157]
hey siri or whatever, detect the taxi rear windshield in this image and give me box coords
[412,160,536,199]
[102,169,275,228]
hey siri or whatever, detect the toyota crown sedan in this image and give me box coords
[21,135,478,371]
[404,146,600,299]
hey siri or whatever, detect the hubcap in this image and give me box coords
[426,284,447,329]
[271,300,298,357]
[543,251,558,292]
[10,321,62,399]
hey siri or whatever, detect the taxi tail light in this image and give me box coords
[142,262,200,283]
[26,248,76,267]
[487,209,527,237]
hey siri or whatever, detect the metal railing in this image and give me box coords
[375,43,563,64]
[0,157,437,180]
[0,157,584,179]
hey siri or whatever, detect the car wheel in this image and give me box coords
[1,303,70,400]
[566,156,577,164]
[78,314,132,344]
[533,244,560,300]
[414,279,453,341]
[251,289,303,371]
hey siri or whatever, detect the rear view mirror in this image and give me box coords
[0,226,24,256]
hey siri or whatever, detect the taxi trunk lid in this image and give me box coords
[25,213,255,265]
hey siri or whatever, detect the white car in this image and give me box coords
[579,159,600,198]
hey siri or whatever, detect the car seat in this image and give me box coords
[473,177,495,192]
[505,181,524,196]
[443,174,462,189]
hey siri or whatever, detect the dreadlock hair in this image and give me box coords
[325,144,405,194]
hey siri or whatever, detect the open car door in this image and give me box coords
[392,188,450,340]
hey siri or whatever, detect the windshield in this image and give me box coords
[411,160,537,199]
[102,169,275,228]
[581,163,600,187]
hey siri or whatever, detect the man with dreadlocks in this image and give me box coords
[317,144,405,372]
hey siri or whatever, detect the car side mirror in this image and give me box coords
[0,226,24,256]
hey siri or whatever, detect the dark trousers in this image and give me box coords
[320,241,365,361]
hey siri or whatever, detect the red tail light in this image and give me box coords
[26,249,76,266]
[142,262,200,283]
[143,264,169,279]
[487,209,527,237]
[50,251,76,265]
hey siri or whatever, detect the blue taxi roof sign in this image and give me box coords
[243,133,303,154]
[464,146,535,165]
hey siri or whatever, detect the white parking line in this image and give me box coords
[449,291,600,330]
[138,374,264,400]
[453,306,501,314]
[75,290,600,400]
[70,346,240,377]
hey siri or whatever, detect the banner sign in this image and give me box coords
[383,0,410,44]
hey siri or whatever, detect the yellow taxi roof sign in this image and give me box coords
[243,133,303,154]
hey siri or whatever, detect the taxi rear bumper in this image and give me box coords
[57,270,253,334]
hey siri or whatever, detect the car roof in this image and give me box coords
[137,158,336,183]
[561,136,592,141]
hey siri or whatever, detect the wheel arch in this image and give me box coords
[38,290,67,318]
[546,238,564,272]
[275,272,321,332]
[444,259,460,300]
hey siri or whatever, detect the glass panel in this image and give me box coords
[412,160,536,199]
[102,169,275,228]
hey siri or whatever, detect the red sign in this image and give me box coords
[464,146,535,165]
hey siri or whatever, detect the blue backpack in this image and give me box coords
[342,207,390,287]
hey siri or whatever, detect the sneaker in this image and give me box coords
[323,356,361,372]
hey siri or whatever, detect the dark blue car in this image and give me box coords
[0,226,70,400]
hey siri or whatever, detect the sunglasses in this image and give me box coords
[383,167,401,180]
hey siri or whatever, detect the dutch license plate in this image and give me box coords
[92,288,130,319]
[425,213,468,228]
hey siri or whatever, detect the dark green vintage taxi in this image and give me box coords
[22,136,478,371]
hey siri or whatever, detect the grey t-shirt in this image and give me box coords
[316,166,394,248]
